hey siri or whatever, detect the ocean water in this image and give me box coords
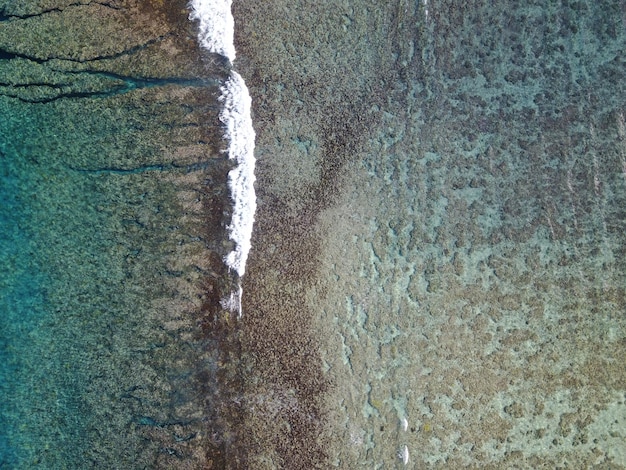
[232,0,626,467]
[0,1,239,467]
[0,90,234,467]
[2,0,626,469]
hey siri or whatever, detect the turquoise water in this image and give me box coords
[2,0,626,468]
[310,1,626,466]
[0,87,231,467]
[0,1,239,467]
[0,132,46,467]
[230,0,626,467]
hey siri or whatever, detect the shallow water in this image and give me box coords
[1,0,625,468]
[0,2,239,466]
[234,0,626,467]
[0,90,231,467]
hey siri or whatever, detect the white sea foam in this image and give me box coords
[220,72,256,278]
[219,284,243,317]
[189,0,256,317]
[189,0,236,62]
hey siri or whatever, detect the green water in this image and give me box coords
[2,0,626,468]
[230,0,626,467]
[0,88,230,467]
[0,1,241,467]
[308,1,626,466]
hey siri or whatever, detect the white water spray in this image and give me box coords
[190,0,256,316]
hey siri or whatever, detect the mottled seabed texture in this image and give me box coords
[233,0,626,468]
[0,1,625,470]
[0,1,241,468]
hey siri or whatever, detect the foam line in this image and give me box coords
[189,0,236,62]
[220,71,256,278]
[189,0,256,317]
